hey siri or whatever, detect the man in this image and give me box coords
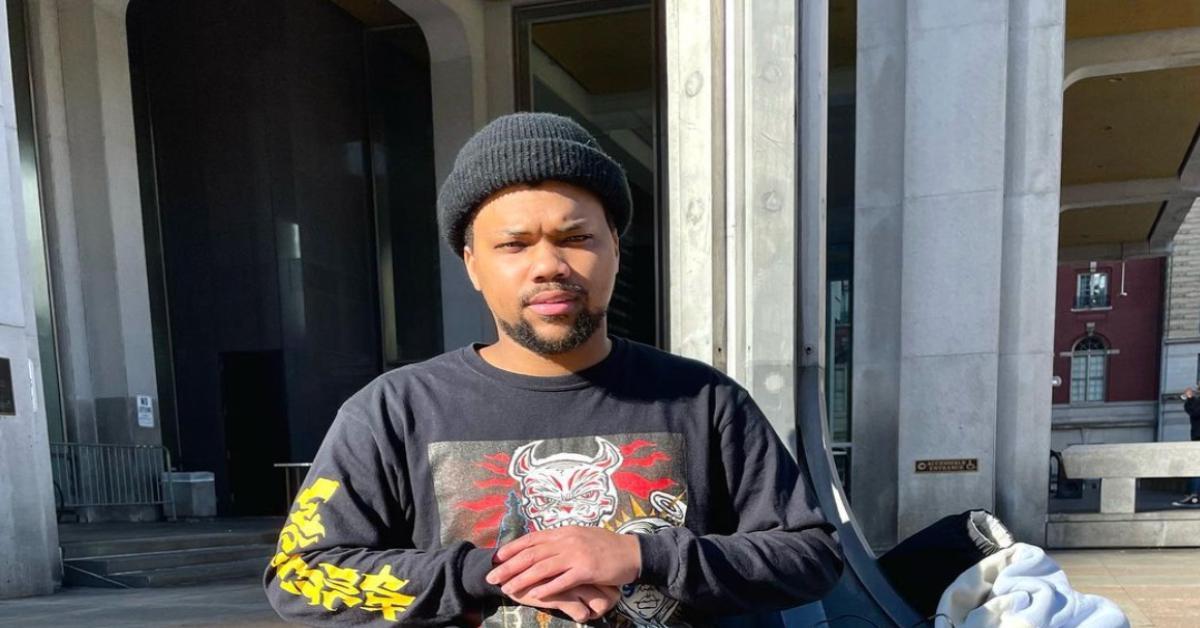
[264,112,843,626]
[1173,386,1200,507]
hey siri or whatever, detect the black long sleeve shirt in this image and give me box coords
[1185,396,1200,440]
[263,337,843,626]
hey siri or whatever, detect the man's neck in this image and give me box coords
[478,331,612,377]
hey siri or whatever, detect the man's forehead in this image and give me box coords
[475,187,606,231]
[496,217,590,236]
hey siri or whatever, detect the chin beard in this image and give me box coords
[498,308,606,356]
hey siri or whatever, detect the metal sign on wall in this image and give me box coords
[0,358,14,415]
[915,458,979,473]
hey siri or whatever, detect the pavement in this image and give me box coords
[0,578,284,627]
[0,549,1197,626]
[1049,549,1200,628]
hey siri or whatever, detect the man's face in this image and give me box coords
[463,181,619,355]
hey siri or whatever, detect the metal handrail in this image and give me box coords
[273,462,312,508]
[49,442,175,516]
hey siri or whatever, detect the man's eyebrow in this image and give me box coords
[555,219,589,233]
[496,219,590,237]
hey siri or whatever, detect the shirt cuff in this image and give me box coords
[634,533,675,587]
[462,546,504,601]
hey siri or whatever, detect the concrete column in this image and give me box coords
[26,0,159,446]
[895,1,1010,542]
[666,0,804,453]
[850,0,906,550]
[665,0,725,366]
[853,0,1064,546]
[994,0,1064,546]
[0,0,59,598]
[744,0,801,450]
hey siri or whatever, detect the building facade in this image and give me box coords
[1050,258,1164,450]
[4,1,1200,623]
[1161,200,1200,443]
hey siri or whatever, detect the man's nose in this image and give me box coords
[530,241,569,281]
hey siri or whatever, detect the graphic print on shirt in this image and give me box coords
[508,437,623,530]
[428,432,690,627]
[270,477,417,620]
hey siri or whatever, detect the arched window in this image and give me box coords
[1070,336,1108,403]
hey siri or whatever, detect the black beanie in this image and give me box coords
[436,112,634,256]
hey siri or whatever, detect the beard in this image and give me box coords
[498,283,607,355]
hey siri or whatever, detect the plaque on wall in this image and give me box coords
[915,458,978,473]
[0,358,14,415]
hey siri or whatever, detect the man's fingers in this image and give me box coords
[527,570,587,600]
[501,557,569,597]
[495,529,555,562]
[574,584,619,619]
[597,584,621,605]
[555,598,592,624]
[486,545,551,585]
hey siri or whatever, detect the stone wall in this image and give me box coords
[1166,200,1200,341]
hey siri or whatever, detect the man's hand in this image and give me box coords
[505,583,620,623]
[487,526,642,601]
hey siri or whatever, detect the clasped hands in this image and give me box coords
[486,526,642,623]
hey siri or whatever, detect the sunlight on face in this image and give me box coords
[463,182,620,355]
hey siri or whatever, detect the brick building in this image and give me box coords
[1051,258,1165,451]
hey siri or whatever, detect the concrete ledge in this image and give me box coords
[1049,510,1200,522]
[1062,442,1200,478]
[1047,511,1200,548]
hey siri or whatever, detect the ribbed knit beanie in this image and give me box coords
[437,112,633,256]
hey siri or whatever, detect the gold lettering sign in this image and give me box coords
[914,458,979,473]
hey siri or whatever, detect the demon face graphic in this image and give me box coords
[507,436,623,530]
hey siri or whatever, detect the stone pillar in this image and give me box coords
[850,0,906,550]
[27,0,160,446]
[744,0,800,450]
[664,0,726,368]
[894,1,1011,542]
[665,0,801,452]
[0,0,60,598]
[994,0,1064,546]
[853,0,1064,545]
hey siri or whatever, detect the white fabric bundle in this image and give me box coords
[934,543,1129,628]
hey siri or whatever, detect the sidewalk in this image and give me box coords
[0,549,1197,626]
[0,578,284,627]
[1049,548,1200,628]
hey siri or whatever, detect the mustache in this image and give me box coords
[520,282,587,307]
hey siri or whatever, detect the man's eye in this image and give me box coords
[564,235,592,243]
[496,241,526,250]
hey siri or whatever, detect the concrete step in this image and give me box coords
[66,543,276,575]
[61,530,279,559]
[65,556,269,588]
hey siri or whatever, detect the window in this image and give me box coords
[1070,336,1108,403]
[1075,271,1110,309]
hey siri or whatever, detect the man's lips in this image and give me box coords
[526,291,580,316]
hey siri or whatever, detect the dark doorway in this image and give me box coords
[128,0,442,514]
[220,351,290,516]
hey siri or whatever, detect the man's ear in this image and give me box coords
[462,245,483,292]
[610,227,620,262]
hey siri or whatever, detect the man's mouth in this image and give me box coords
[526,290,581,317]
